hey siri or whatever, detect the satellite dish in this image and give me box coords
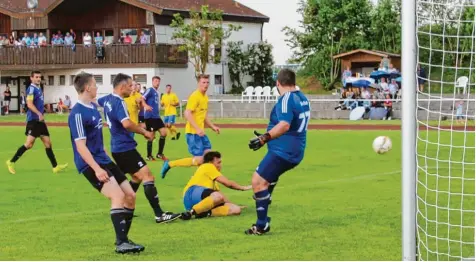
[27,0,38,10]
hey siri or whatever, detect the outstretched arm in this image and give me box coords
[216,175,251,191]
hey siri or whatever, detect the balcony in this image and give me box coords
[0,44,188,70]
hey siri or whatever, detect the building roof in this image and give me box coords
[333,49,401,59]
[0,0,269,22]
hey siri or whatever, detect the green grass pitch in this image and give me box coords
[0,124,473,260]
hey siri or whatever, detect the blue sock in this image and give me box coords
[254,189,270,228]
[268,181,277,195]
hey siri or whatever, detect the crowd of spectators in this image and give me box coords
[0,29,151,48]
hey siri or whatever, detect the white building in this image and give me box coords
[0,0,269,111]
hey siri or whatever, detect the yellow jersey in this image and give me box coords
[160,92,179,116]
[124,92,142,124]
[183,163,221,196]
[185,90,208,134]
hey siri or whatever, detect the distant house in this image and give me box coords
[0,0,269,112]
[333,49,401,77]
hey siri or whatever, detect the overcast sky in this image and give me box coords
[236,0,379,65]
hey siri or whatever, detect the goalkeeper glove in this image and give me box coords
[248,130,271,151]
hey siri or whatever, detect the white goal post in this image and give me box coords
[402,0,475,261]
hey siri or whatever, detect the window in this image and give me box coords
[120,29,138,43]
[70,75,75,85]
[214,75,223,85]
[213,42,222,64]
[104,30,114,44]
[48,76,54,85]
[110,75,116,84]
[59,75,65,86]
[93,75,103,85]
[133,74,147,84]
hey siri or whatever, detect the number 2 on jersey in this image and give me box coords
[298,111,310,133]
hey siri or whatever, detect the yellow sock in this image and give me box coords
[211,205,230,217]
[169,157,197,168]
[170,125,177,136]
[192,196,215,214]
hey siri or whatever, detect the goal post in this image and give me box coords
[402,0,476,261]
[401,0,417,260]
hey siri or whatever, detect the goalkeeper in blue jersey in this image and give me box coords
[246,69,310,235]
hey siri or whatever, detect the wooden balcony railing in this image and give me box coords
[0,44,188,69]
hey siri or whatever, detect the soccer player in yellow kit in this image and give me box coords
[180,151,251,220]
[160,84,181,140]
[160,74,220,178]
[124,81,143,125]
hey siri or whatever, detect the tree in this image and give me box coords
[370,0,401,54]
[170,5,241,80]
[226,41,247,93]
[283,0,374,89]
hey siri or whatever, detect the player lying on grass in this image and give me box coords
[160,75,220,179]
[68,72,144,254]
[6,70,68,175]
[245,69,309,235]
[180,151,251,220]
[98,73,181,224]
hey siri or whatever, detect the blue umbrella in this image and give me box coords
[389,71,401,79]
[370,70,390,80]
[395,76,402,82]
[352,79,371,87]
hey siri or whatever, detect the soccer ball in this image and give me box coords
[372,136,392,154]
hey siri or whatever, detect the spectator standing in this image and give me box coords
[20,91,26,115]
[64,32,74,45]
[3,86,11,115]
[38,33,47,46]
[83,33,92,47]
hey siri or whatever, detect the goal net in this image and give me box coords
[415,0,475,260]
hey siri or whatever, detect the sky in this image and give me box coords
[236,0,302,65]
[236,0,379,65]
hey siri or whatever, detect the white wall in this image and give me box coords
[155,20,263,94]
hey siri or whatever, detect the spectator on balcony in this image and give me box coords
[38,33,47,47]
[31,33,39,47]
[139,31,150,44]
[123,33,133,44]
[379,78,388,92]
[83,32,92,47]
[94,32,104,47]
[56,30,63,39]
[64,32,74,46]
[69,29,76,43]
[22,33,31,46]
[388,64,398,73]
[52,34,64,45]
[8,35,14,46]
[0,36,4,47]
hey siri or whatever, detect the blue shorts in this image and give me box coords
[256,152,298,183]
[163,115,176,124]
[186,134,212,156]
[183,185,209,210]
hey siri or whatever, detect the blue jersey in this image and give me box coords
[68,101,111,173]
[267,91,310,164]
[142,87,160,119]
[98,94,137,153]
[26,84,44,122]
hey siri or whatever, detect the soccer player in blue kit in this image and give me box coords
[246,69,309,235]
[98,73,181,224]
[68,72,143,253]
